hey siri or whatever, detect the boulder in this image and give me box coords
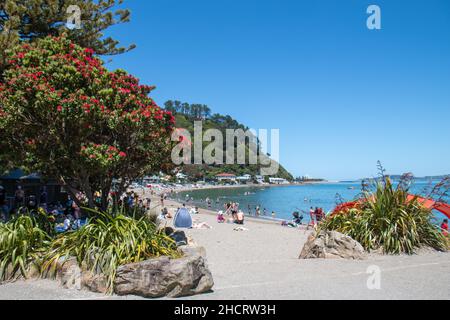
[52,257,108,293]
[81,271,109,294]
[299,230,366,260]
[179,245,206,258]
[114,247,214,298]
[55,257,82,289]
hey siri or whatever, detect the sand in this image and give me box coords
[0,193,449,300]
[156,197,450,300]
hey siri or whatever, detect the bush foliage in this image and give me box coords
[323,177,448,254]
[0,209,180,292]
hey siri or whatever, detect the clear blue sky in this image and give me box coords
[106,0,450,180]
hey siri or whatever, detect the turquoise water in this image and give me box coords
[172,181,448,223]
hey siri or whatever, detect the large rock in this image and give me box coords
[114,247,214,298]
[299,230,366,260]
[53,257,108,294]
[0,264,40,284]
[81,271,109,294]
[55,257,82,289]
[179,245,206,258]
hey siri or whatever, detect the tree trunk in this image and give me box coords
[100,181,112,212]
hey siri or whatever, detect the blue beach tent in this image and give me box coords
[173,207,192,229]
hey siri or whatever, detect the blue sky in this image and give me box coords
[106,0,450,180]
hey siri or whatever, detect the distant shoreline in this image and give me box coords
[168,181,329,195]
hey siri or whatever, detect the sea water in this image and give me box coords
[172,181,448,223]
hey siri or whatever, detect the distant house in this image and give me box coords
[215,173,237,183]
[236,174,252,184]
[269,177,289,185]
[176,172,188,182]
[255,175,265,184]
[142,175,161,185]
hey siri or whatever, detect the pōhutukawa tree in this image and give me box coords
[0,36,175,210]
[0,0,134,74]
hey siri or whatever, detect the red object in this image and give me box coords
[441,222,448,236]
[332,194,450,220]
[331,201,360,216]
[407,195,450,219]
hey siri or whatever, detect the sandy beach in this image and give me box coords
[160,198,450,300]
[1,192,449,300]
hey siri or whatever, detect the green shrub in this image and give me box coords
[323,177,448,254]
[0,215,50,281]
[42,209,180,293]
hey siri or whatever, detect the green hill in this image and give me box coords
[164,100,294,182]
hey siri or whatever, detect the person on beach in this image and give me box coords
[293,211,303,225]
[314,207,320,222]
[441,219,448,237]
[316,208,325,223]
[162,207,171,218]
[39,187,48,210]
[255,206,260,216]
[248,204,251,215]
[157,208,168,224]
[189,206,199,215]
[263,208,267,216]
[307,207,316,229]
[217,210,226,223]
[72,201,81,220]
[231,203,238,220]
[0,185,8,222]
[235,211,245,225]
[284,211,303,228]
[14,186,25,209]
[160,193,165,207]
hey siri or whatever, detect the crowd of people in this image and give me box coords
[216,202,245,225]
[3,182,449,238]
[0,183,154,232]
[0,183,87,232]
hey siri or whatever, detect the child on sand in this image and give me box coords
[217,211,226,223]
